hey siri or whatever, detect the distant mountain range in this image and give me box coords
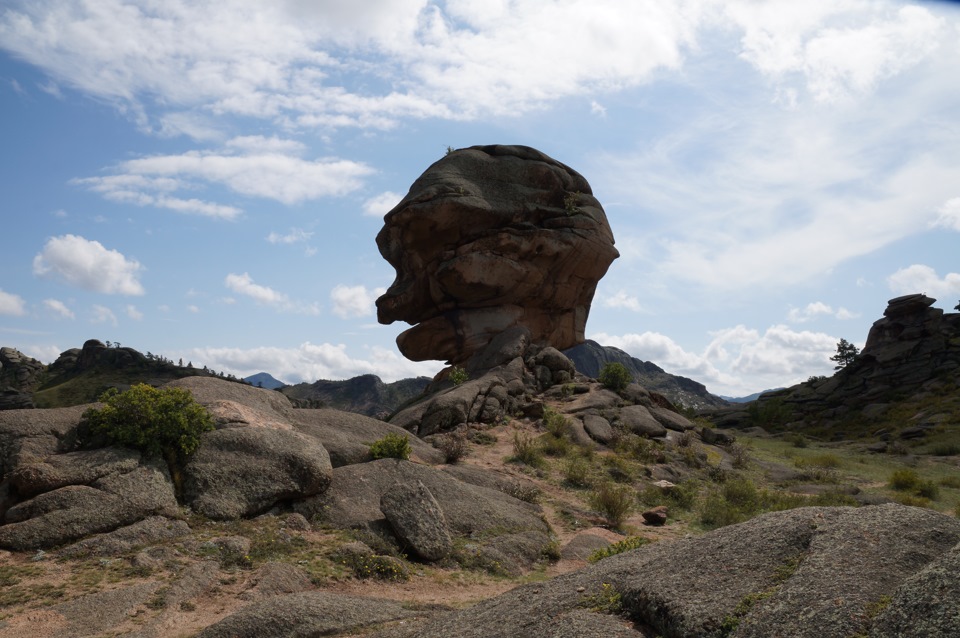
[720,389,784,403]
[279,374,432,418]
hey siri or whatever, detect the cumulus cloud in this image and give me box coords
[33,234,144,295]
[125,305,143,320]
[592,323,840,397]
[0,1,703,130]
[224,272,320,315]
[726,2,944,103]
[0,289,27,316]
[363,191,403,217]
[186,342,441,384]
[43,298,74,319]
[330,285,386,319]
[887,264,960,299]
[599,290,646,313]
[787,302,858,323]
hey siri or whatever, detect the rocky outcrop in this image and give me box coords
[565,339,729,410]
[369,504,960,638]
[380,481,453,561]
[0,347,44,410]
[709,295,960,432]
[387,327,694,438]
[375,144,618,364]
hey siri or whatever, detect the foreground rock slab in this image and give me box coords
[368,504,960,638]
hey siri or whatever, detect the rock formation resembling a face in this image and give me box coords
[376,145,619,364]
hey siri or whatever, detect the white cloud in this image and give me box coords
[125,305,143,320]
[267,228,313,244]
[0,1,703,130]
[590,100,607,117]
[787,301,858,323]
[363,191,403,217]
[887,264,960,299]
[225,272,320,315]
[43,298,74,319]
[0,289,27,316]
[76,145,372,213]
[600,290,646,313]
[726,2,944,103]
[20,344,62,364]
[91,304,118,326]
[933,197,960,231]
[330,285,386,319]
[592,323,840,397]
[187,305,200,314]
[187,342,441,384]
[33,234,144,295]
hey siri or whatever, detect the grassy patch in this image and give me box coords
[588,536,652,563]
[589,482,635,529]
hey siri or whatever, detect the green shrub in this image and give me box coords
[540,432,571,457]
[916,480,940,500]
[589,482,635,528]
[369,432,412,460]
[542,407,570,437]
[449,366,469,385]
[588,536,651,562]
[939,476,960,488]
[510,431,545,468]
[579,582,622,613]
[598,362,632,392]
[784,432,809,448]
[564,457,592,488]
[82,384,213,460]
[889,469,920,491]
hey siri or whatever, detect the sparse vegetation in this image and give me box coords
[588,536,651,562]
[589,481,635,528]
[510,431,546,469]
[598,362,632,392]
[579,582,622,614]
[436,430,470,463]
[449,366,469,385]
[369,432,412,460]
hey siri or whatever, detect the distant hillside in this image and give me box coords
[563,340,729,410]
[0,340,245,409]
[244,372,285,390]
[721,389,784,403]
[280,374,431,418]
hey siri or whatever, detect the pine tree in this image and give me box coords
[830,338,860,370]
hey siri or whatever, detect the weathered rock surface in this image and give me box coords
[58,516,191,558]
[0,347,44,410]
[292,408,443,466]
[196,591,417,638]
[369,504,960,638]
[182,426,332,520]
[296,459,548,556]
[0,462,178,550]
[376,144,618,364]
[380,481,452,561]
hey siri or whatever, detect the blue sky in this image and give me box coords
[1,0,959,397]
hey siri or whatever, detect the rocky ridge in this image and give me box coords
[709,294,960,438]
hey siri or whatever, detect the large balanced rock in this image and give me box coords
[375,144,618,364]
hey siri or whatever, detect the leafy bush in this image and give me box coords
[889,468,920,491]
[369,432,412,460]
[449,366,469,385]
[588,536,651,562]
[784,432,809,448]
[598,362,632,392]
[916,479,940,500]
[542,407,570,437]
[579,582,622,613]
[539,432,571,457]
[82,383,213,460]
[589,482,635,528]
